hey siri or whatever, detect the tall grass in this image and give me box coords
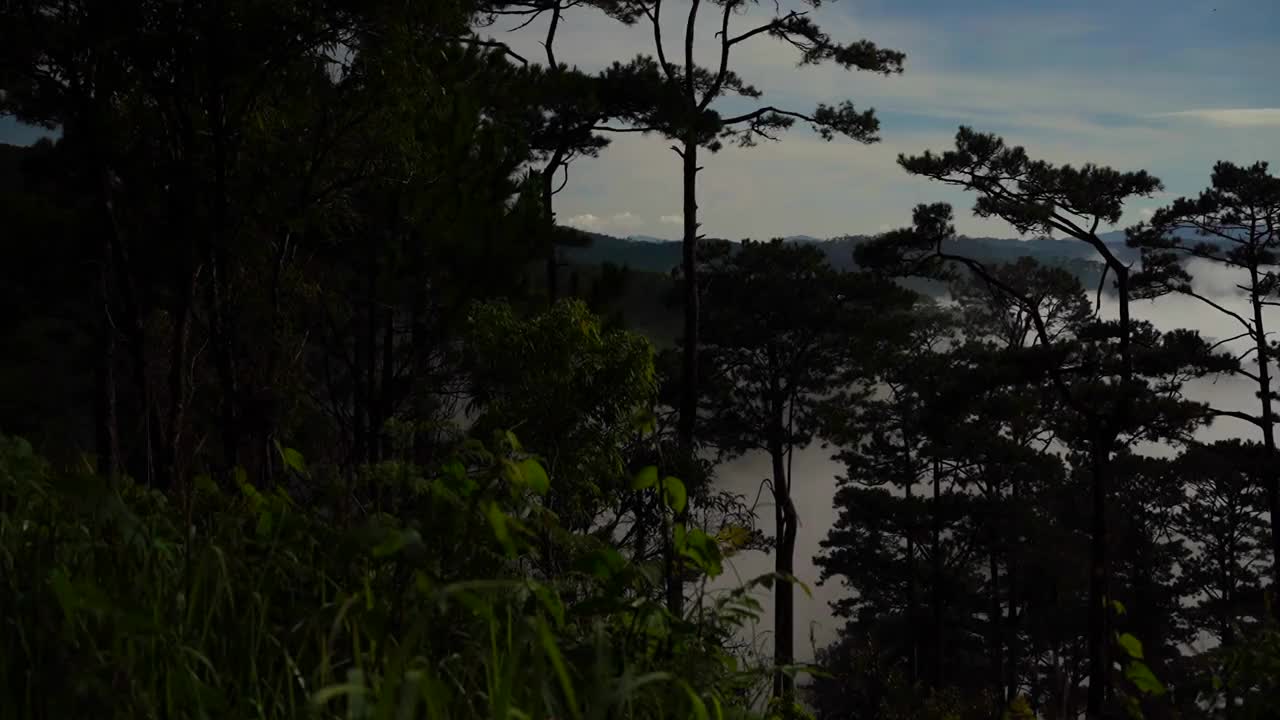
[0,434,777,719]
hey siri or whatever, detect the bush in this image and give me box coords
[0,434,774,719]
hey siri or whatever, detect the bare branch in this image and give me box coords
[648,0,677,81]
[455,36,529,65]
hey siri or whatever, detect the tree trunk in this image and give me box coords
[207,5,241,474]
[905,457,919,684]
[542,147,565,305]
[1086,438,1111,718]
[165,268,197,489]
[99,152,159,487]
[668,131,699,619]
[1085,260,1131,718]
[932,457,944,689]
[381,306,396,451]
[772,440,798,701]
[1007,476,1022,703]
[989,542,1004,711]
[95,234,119,479]
[366,240,380,465]
[1248,269,1280,605]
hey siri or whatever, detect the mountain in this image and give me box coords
[564,230,1141,282]
[567,232,684,274]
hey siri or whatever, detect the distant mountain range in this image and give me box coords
[565,230,1146,284]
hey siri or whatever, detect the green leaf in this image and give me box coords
[518,458,550,495]
[537,616,581,720]
[716,525,752,552]
[530,581,565,627]
[256,509,274,539]
[486,503,515,556]
[631,465,658,490]
[1111,598,1127,616]
[675,679,709,720]
[662,476,687,513]
[633,407,657,435]
[194,473,218,496]
[442,460,466,482]
[278,444,308,475]
[578,546,627,581]
[1125,660,1166,696]
[1117,632,1144,660]
[373,529,423,558]
[678,528,724,577]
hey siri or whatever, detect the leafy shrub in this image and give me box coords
[0,433,774,719]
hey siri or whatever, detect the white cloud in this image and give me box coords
[1140,208,1156,220]
[659,214,683,225]
[1156,109,1280,128]
[564,211,646,233]
[564,213,604,231]
[610,211,643,229]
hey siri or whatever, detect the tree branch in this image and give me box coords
[455,36,529,65]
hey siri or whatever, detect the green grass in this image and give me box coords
[0,434,781,720]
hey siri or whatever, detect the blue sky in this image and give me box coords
[6,1,1277,239]
[489,0,1280,239]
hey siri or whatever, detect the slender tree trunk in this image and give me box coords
[95,234,120,479]
[1086,260,1130,718]
[1248,271,1280,604]
[1007,477,1022,704]
[772,438,798,701]
[366,243,379,465]
[677,132,699,453]
[906,464,919,684]
[1086,437,1111,718]
[990,541,1004,711]
[206,3,241,474]
[98,150,159,487]
[932,457,944,688]
[544,173,559,304]
[165,268,197,488]
[352,333,368,470]
[381,306,396,447]
[900,418,920,684]
[540,5,564,306]
[542,147,565,305]
[667,130,699,619]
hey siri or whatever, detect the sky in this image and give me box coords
[4,1,1275,239]
[480,0,1280,240]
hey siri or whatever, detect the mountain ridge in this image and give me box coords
[565,229,1144,281]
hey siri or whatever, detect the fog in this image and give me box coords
[706,258,1273,668]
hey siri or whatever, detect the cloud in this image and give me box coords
[610,211,643,229]
[1156,109,1280,128]
[564,211,645,233]
[659,214,683,225]
[491,1,1279,238]
[564,213,605,231]
[1140,208,1156,220]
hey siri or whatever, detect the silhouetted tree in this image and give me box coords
[696,238,911,697]
[860,192,1232,716]
[1129,161,1280,600]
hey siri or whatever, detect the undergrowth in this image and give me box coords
[0,433,786,720]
